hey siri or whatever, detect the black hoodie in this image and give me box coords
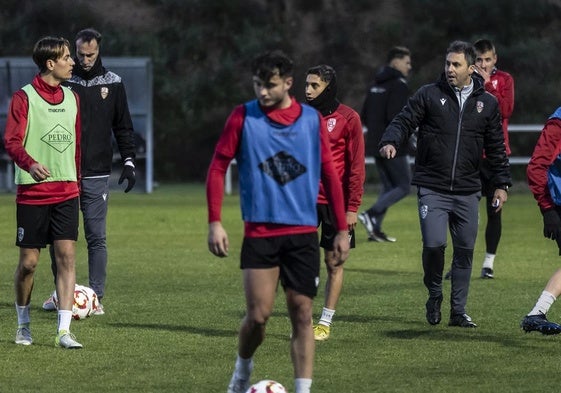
[360,66,410,157]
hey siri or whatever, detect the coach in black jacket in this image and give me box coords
[44,28,137,314]
[380,41,511,328]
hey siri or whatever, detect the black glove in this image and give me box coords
[542,209,561,254]
[118,164,136,193]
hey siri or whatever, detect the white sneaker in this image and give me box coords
[92,303,105,316]
[55,330,83,349]
[15,325,32,345]
[42,295,56,311]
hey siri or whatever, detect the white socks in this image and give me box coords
[15,303,30,326]
[318,307,335,327]
[57,310,73,333]
[295,378,312,393]
[482,252,495,270]
[529,290,557,316]
[233,355,253,380]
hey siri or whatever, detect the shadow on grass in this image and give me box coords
[109,322,235,337]
[383,328,558,349]
[345,267,418,277]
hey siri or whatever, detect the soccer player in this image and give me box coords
[42,28,137,314]
[3,36,83,348]
[304,64,365,341]
[520,107,561,335]
[206,50,350,393]
[359,46,413,242]
[473,39,515,279]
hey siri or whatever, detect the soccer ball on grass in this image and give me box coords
[52,284,100,320]
[245,380,287,393]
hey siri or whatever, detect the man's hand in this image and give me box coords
[208,221,229,257]
[118,161,136,193]
[29,162,50,182]
[346,211,358,231]
[491,189,508,212]
[543,209,561,255]
[331,230,350,266]
[379,144,396,159]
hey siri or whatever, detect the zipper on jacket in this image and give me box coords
[450,87,466,191]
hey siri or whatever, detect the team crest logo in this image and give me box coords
[420,204,429,220]
[17,227,24,242]
[492,80,498,89]
[476,101,484,113]
[100,87,109,99]
[327,118,337,132]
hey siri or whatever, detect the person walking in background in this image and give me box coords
[42,28,137,315]
[304,64,365,341]
[3,36,83,348]
[359,46,412,242]
[520,107,561,335]
[473,38,515,279]
[206,50,350,393]
[379,41,511,328]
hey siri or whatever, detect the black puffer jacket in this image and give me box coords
[63,57,136,177]
[381,73,511,193]
[361,66,410,157]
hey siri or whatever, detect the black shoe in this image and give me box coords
[425,295,443,325]
[481,267,494,279]
[448,313,477,328]
[444,270,452,280]
[368,229,397,242]
[521,313,561,335]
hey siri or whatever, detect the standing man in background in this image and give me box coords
[473,38,514,279]
[305,64,365,341]
[379,41,511,328]
[4,36,83,348]
[359,46,412,242]
[42,28,137,315]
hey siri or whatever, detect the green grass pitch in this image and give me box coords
[0,184,558,392]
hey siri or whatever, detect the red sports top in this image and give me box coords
[3,74,81,204]
[316,103,365,212]
[206,97,347,237]
[527,117,561,211]
[485,68,514,155]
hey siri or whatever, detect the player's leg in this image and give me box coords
[227,237,280,393]
[448,192,479,328]
[314,205,348,340]
[520,269,561,335]
[281,232,320,393]
[238,267,280,357]
[418,187,450,325]
[81,177,109,304]
[14,203,47,345]
[51,197,82,348]
[14,247,39,345]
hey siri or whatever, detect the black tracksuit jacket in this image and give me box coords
[380,73,511,193]
[63,57,136,177]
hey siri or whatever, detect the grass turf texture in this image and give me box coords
[0,184,558,392]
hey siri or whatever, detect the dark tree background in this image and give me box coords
[1,0,560,182]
